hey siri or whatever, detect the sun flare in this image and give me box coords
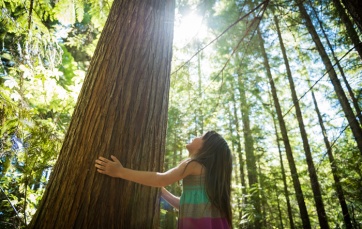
[173,13,207,47]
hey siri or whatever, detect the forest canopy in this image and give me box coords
[0,0,361,228]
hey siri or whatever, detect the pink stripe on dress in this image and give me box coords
[178,218,230,229]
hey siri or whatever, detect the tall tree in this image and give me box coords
[230,82,247,223]
[340,0,362,33]
[273,14,330,228]
[331,0,362,59]
[310,87,353,228]
[197,42,204,134]
[257,28,311,229]
[309,2,362,126]
[28,0,175,228]
[271,107,295,229]
[237,72,261,228]
[296,0,362,155]
[296,43,354,227]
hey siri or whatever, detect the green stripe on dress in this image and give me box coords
[180,189,209,204]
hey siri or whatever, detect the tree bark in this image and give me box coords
[297,0,362,155]
[257,28,311,229]
[274,15,330,228]
[28,0,175,228]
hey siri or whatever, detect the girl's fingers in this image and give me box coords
[95,163,104,169]
[95,160,106,166]
[98,156,109,162]
[97,169,104,174]
[110,155,120,163]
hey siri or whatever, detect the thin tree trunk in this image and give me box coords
[296,0,362,155]
[237,73,261,228]
[276,190,285,229]
[258,159,267,228]
[332,0,362,59]
[29,1,175,228]
[227,102,243,226]
[274,15,330,228]
[257,28,311,229]
[296,41,354,228]
[231,82,247,224]
[197,42,204,134]
[310,2,362,126]
[271,105,295,229]
[310,88,353,229]
[340,0,362,33]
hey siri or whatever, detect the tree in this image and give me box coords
[28,0,175,228]
[310,87,353,228]
[331,0,362,59]
[310,1,362,127]
[230,82,247,224]
[296,0,362,155]
[340,0,362,33]
[271,108,295,229]
[274,14,330,228]
[237,71,261,228]
[257,27,311,229]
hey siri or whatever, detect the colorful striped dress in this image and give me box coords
[178,175,230,229]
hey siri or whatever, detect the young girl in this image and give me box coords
[95,131,232,228]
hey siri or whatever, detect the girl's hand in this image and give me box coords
[95,155,123,178]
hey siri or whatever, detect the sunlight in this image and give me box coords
[173,12,208,47]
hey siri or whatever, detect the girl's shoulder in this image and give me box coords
[180,159,205,176]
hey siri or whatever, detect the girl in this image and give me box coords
[95,131,232,228]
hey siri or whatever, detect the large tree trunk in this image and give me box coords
[29,1,175,228]
[274,15,330,228]
[297,0,362,155]
[257,28,311,229]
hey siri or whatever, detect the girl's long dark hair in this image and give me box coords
[189,131,232,227]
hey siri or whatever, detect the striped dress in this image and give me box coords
[178,175,230,229]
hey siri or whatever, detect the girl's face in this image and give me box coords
[186,135,204,156]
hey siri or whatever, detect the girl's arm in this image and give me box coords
[95,155,200,187]
[161,187,180,210]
